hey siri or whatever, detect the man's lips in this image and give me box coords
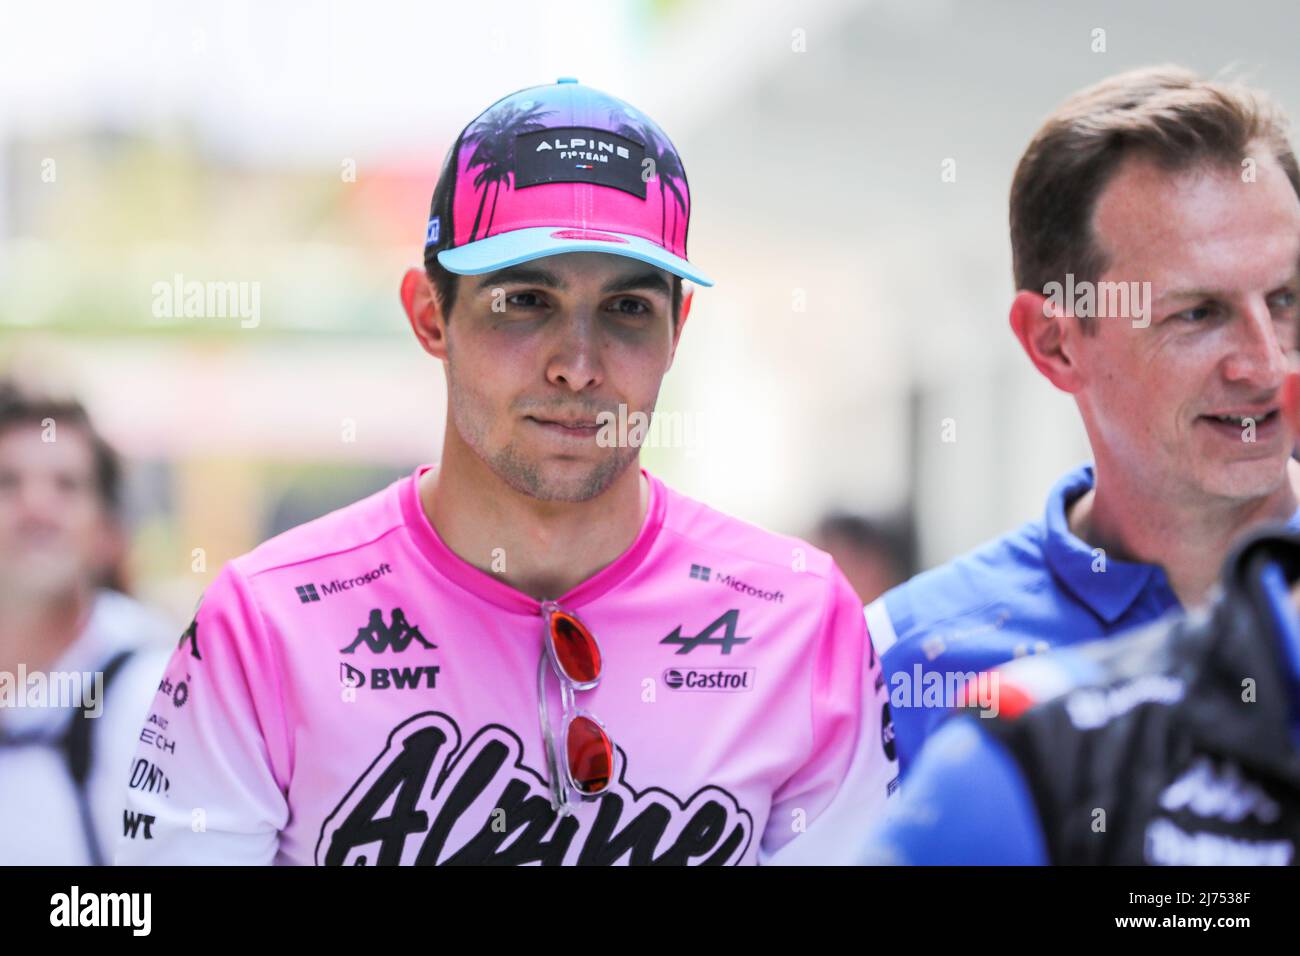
[1196,407,1280,427]
[525,415,603,438]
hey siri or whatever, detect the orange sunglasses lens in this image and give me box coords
[549,610,601,685]
[566,714,613,795]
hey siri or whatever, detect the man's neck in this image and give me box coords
[0,585,94,675]
[1069,458,1300,607]
[422,443,648,603]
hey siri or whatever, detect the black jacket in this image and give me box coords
[976,529,1300,864]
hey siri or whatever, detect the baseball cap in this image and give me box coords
[424,77,713,287]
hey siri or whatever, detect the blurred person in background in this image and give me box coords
[858,360,1300,865]
[867,65,1300,777]
[0,381,171,864]
[812,512,915,606]
[119,78,895,866]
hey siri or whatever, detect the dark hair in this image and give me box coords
[0,381,127,593]
[423,254,684,327]
[1010,65,1300,332]
[814,512,917,581]
[0,380,122,519]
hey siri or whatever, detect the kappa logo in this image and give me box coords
[341,608,436,654]
[316,712,754,866]
[177,619,200,661]
[660,609,751,656]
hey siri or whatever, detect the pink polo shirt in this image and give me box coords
[117,466,896,865]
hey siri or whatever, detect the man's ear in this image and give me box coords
[1009,289,1085,394]
[667,283,693,369]
[402,268,448,360]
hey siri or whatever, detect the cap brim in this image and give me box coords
[437,226,714,287]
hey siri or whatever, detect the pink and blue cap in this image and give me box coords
[425,78,713,287]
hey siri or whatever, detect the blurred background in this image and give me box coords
[4,0,1300,626]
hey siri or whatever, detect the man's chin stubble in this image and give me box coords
[487,444,639,503]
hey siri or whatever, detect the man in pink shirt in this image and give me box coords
[117,78,896,866]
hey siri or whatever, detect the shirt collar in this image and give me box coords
[1042,464,1300,626]
[1041,464,1167,625]
[400,463,667,616]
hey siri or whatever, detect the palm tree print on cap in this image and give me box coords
[462,100,555,242]
[609,109,688,254]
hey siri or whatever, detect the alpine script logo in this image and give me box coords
[316,712,753,865]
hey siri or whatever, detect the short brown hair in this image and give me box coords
[0,380,122,519]
[423,253,684,327]
[1010,65,1300,328]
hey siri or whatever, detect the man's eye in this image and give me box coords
[1173,304,1216,323]
[505,292,546,310]
[609,297,650,316]
[1269,290,1298,311]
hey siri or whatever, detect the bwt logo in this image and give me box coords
[663,667,755,693]
[340,661,440,691]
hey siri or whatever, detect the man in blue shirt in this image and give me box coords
[860,518,1300,865]
[868,65,1300,776]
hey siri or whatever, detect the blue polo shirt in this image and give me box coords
[867,463,1300,776]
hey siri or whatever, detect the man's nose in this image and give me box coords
[545,314,604,392]
[1222,299,1290,390]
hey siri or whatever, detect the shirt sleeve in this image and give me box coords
[871,593,954,779]
[115,562,290,865]
[857,717,1049,865]
[760,565,900,864]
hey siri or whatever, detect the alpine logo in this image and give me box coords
[316,712,754,865]
[341,608,435,654]
[663,667,754,692]
[660,609,751,655]
[297,563,393,604]
[513,127,647,199]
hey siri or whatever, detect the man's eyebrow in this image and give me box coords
[1154,286,1222,304]
[474,266,566,292]
[601,270,672,297]
[473,265,672,297]
[1157,267,1300,304]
